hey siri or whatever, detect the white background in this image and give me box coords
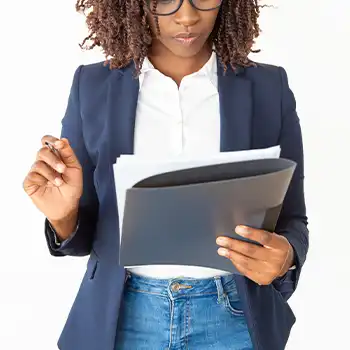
[1,0,349,349]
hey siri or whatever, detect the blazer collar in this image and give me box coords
[139,51,219,91]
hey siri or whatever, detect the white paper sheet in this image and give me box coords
[113,146,281,240]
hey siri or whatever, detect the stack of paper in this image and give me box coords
[113,146,281,240]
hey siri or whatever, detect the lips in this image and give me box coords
[174,32,198,39]
[173,33,200,45]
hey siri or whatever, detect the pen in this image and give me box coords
[45,141,62,161]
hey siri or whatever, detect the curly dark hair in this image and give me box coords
[75,0,263,75]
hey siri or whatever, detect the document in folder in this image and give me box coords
[113,146,296,273]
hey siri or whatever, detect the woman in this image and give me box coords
[23,0,308,349]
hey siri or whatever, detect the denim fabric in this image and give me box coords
[115,272,253,350]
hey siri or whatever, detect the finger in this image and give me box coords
[218,248,263,272]
[24,171,48,187]
[235,263,274,286]
[218,248,279,285]
[216,236,269,261]
[41,135,60,147]
[235,226,281,249]
[23,172,47,196]
[30,160,64,187]
[37,146,67,174]
[52,138,81,168]
[232,262,261,283]
[219,257,266,285]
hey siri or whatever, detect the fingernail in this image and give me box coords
[54,140,63,148]
[217,248,228,257]
[236,226,247,235]
[216,237,226,245]
[55,177,63,186]
[56,164,66,173]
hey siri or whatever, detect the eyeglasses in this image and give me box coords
[147,0,223,16]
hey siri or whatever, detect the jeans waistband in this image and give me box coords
[124,271,238,300]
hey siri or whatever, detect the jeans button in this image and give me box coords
[171,283,181,292]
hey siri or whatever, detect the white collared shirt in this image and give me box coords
[128,51,231,278]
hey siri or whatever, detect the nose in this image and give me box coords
[174,0,200,28]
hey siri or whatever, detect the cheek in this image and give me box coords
[147,14,173,38]
[204,10,220,32]
[156,17,173,37]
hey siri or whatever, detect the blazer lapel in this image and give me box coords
[218,63,253,152]
[106,65,138,159]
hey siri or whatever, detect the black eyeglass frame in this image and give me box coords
[147,0,223,16]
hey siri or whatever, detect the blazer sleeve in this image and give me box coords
[44,65,99,257]
[273,67,309,300]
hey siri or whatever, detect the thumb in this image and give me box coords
[54,138,81,168]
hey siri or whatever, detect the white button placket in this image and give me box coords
[173,85,182,156]
[178,83,186,154]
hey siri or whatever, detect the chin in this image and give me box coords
[171,47,203,58]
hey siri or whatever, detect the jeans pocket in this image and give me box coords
[223,290,245,317]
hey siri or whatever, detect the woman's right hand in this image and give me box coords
[23,135,83,224]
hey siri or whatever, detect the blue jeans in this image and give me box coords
[115,272,253,349]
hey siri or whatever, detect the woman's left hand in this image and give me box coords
[216,226,295,286]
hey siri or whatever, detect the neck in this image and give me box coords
[148,41,212,86]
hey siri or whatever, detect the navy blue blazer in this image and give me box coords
[45,58,309,350]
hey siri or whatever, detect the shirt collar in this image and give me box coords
[139,50,218,89]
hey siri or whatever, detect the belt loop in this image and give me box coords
[124,270,131,283]
[214,276,225,304]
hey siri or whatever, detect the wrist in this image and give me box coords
[279,243,295,277]
[48,207,79,241]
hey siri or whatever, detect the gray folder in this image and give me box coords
[119,158,296,273]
